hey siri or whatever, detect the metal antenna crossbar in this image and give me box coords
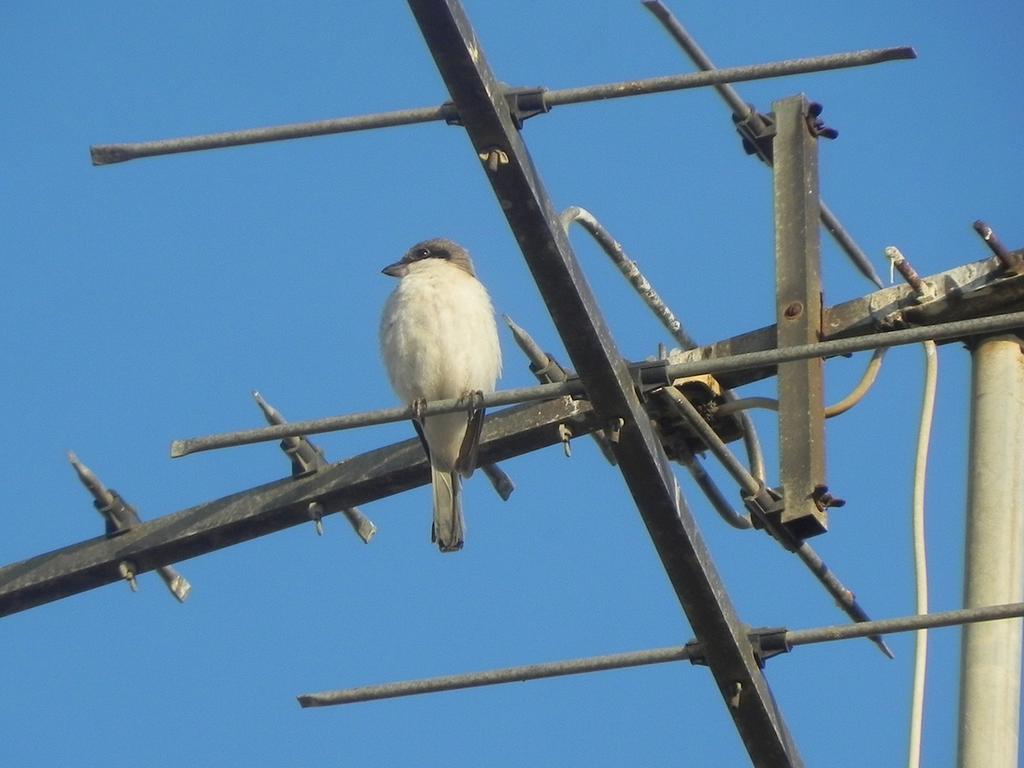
[297,602,1024,707]
[0,397,599,618]
[90,47,913,166]
[170,310,1024,457]
[10,311,1018,618]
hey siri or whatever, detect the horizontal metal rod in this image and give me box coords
[297,602,1024,708]
[790,601,1024,646]
[171,382,572,457]
[91,47,914,166]
[658,310,1024,380]
[299,645,695,708]
[171,310,1024,458]
[546,46,914,108]
[90,105,446,165]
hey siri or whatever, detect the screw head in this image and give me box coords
[783,301,803,319]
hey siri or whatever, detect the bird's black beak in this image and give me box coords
[382,261,408,278]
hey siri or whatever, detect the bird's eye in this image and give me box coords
[416,248,430,259]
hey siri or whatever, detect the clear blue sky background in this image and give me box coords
[3,2,1022,766]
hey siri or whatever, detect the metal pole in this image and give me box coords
[772,94,828,538]
[957,334,1024,767]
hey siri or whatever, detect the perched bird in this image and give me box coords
[379,238,502,552]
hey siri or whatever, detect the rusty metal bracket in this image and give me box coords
[772,94,829,539]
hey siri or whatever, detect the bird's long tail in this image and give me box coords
[431,467,464,553]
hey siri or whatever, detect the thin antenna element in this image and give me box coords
[297,602,1024,708]
[67,452,191,602]
[90,47,914,166]
[169,310,1024,457]
[252,390,377,542]
[661,386,894,658]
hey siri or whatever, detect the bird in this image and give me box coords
[379,238,502,552]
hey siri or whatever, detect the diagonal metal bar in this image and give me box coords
[643,0,885,288]
[0,397,597,618]
[661,386,893,658]
[406,1,801,764]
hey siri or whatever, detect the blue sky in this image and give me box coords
[3,1,1022,765]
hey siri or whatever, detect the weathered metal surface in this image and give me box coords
[772,95,828,537]
[670,256,1024,390]
[0,397,596,618]
[407,2,802,764]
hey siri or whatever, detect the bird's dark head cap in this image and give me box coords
[382,237,476,278]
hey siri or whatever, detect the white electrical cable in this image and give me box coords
[908,340,938,768]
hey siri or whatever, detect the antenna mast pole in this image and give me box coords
[958,334,1024,767]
